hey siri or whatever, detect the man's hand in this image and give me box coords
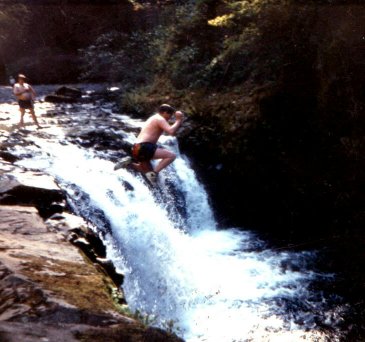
[175,111,184,121]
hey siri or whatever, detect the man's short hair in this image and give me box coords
[159,104,175,115]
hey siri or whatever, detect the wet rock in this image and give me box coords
[66,127,133,152]
[0,171,66,219]
[96,258,125,289]
[122,180,134,191]
[44,94,78,104]
[44,86,83,104]
[55,86,82,98]
[49,214,126,303]
[68,226,125,289]
[41,109,63,117]
[0,151,19,163]
[0,205,183,341]
[90,86,124,102]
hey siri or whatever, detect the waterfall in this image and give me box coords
[16,116,342,342]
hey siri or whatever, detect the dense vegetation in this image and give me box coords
[0,0,134,83]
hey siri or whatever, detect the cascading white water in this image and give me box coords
[15,118,341,342]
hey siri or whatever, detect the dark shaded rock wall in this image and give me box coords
[178,5,365,239]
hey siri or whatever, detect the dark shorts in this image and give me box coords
[18,100,34,109]
[132,142,157,162]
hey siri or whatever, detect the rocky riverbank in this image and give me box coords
[0,85,182,341]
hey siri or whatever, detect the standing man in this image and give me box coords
[13,74,41,128]
[114,104,184,185]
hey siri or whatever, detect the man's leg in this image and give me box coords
[29,108,41,128]
[19,108,25,127]
[152,148,176,173]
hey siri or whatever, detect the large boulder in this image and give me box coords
[44,94,78,103]
[45,86,82,103]
[0,171,66,219]
[55,86,82,98]
[0,206,183,342]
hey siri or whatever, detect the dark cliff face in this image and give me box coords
[182,89,364,239]
[179,5,365,238]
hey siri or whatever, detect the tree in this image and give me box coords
[0,3,29,83]
[2,0,134,83]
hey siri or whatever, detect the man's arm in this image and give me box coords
[13,84,30,96]
[158,111,184,135]
[13,84,21,95]
[29,85,36,96]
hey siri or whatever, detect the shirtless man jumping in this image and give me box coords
[114,104,184,185]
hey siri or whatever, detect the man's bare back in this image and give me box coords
[136,114,166,144]
[136,111,184,144]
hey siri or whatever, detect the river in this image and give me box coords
[2,84,345,341]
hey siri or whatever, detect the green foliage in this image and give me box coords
[144,1,279,87]
[1,1,134,82]
[121,88,155,115]
[82,1,223,88]
[155,2,223,88]
[114,0,291,89]
[80,1,224,87]
[80,27,168,84]
[0,4,29,60]
[120,76,185,116]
